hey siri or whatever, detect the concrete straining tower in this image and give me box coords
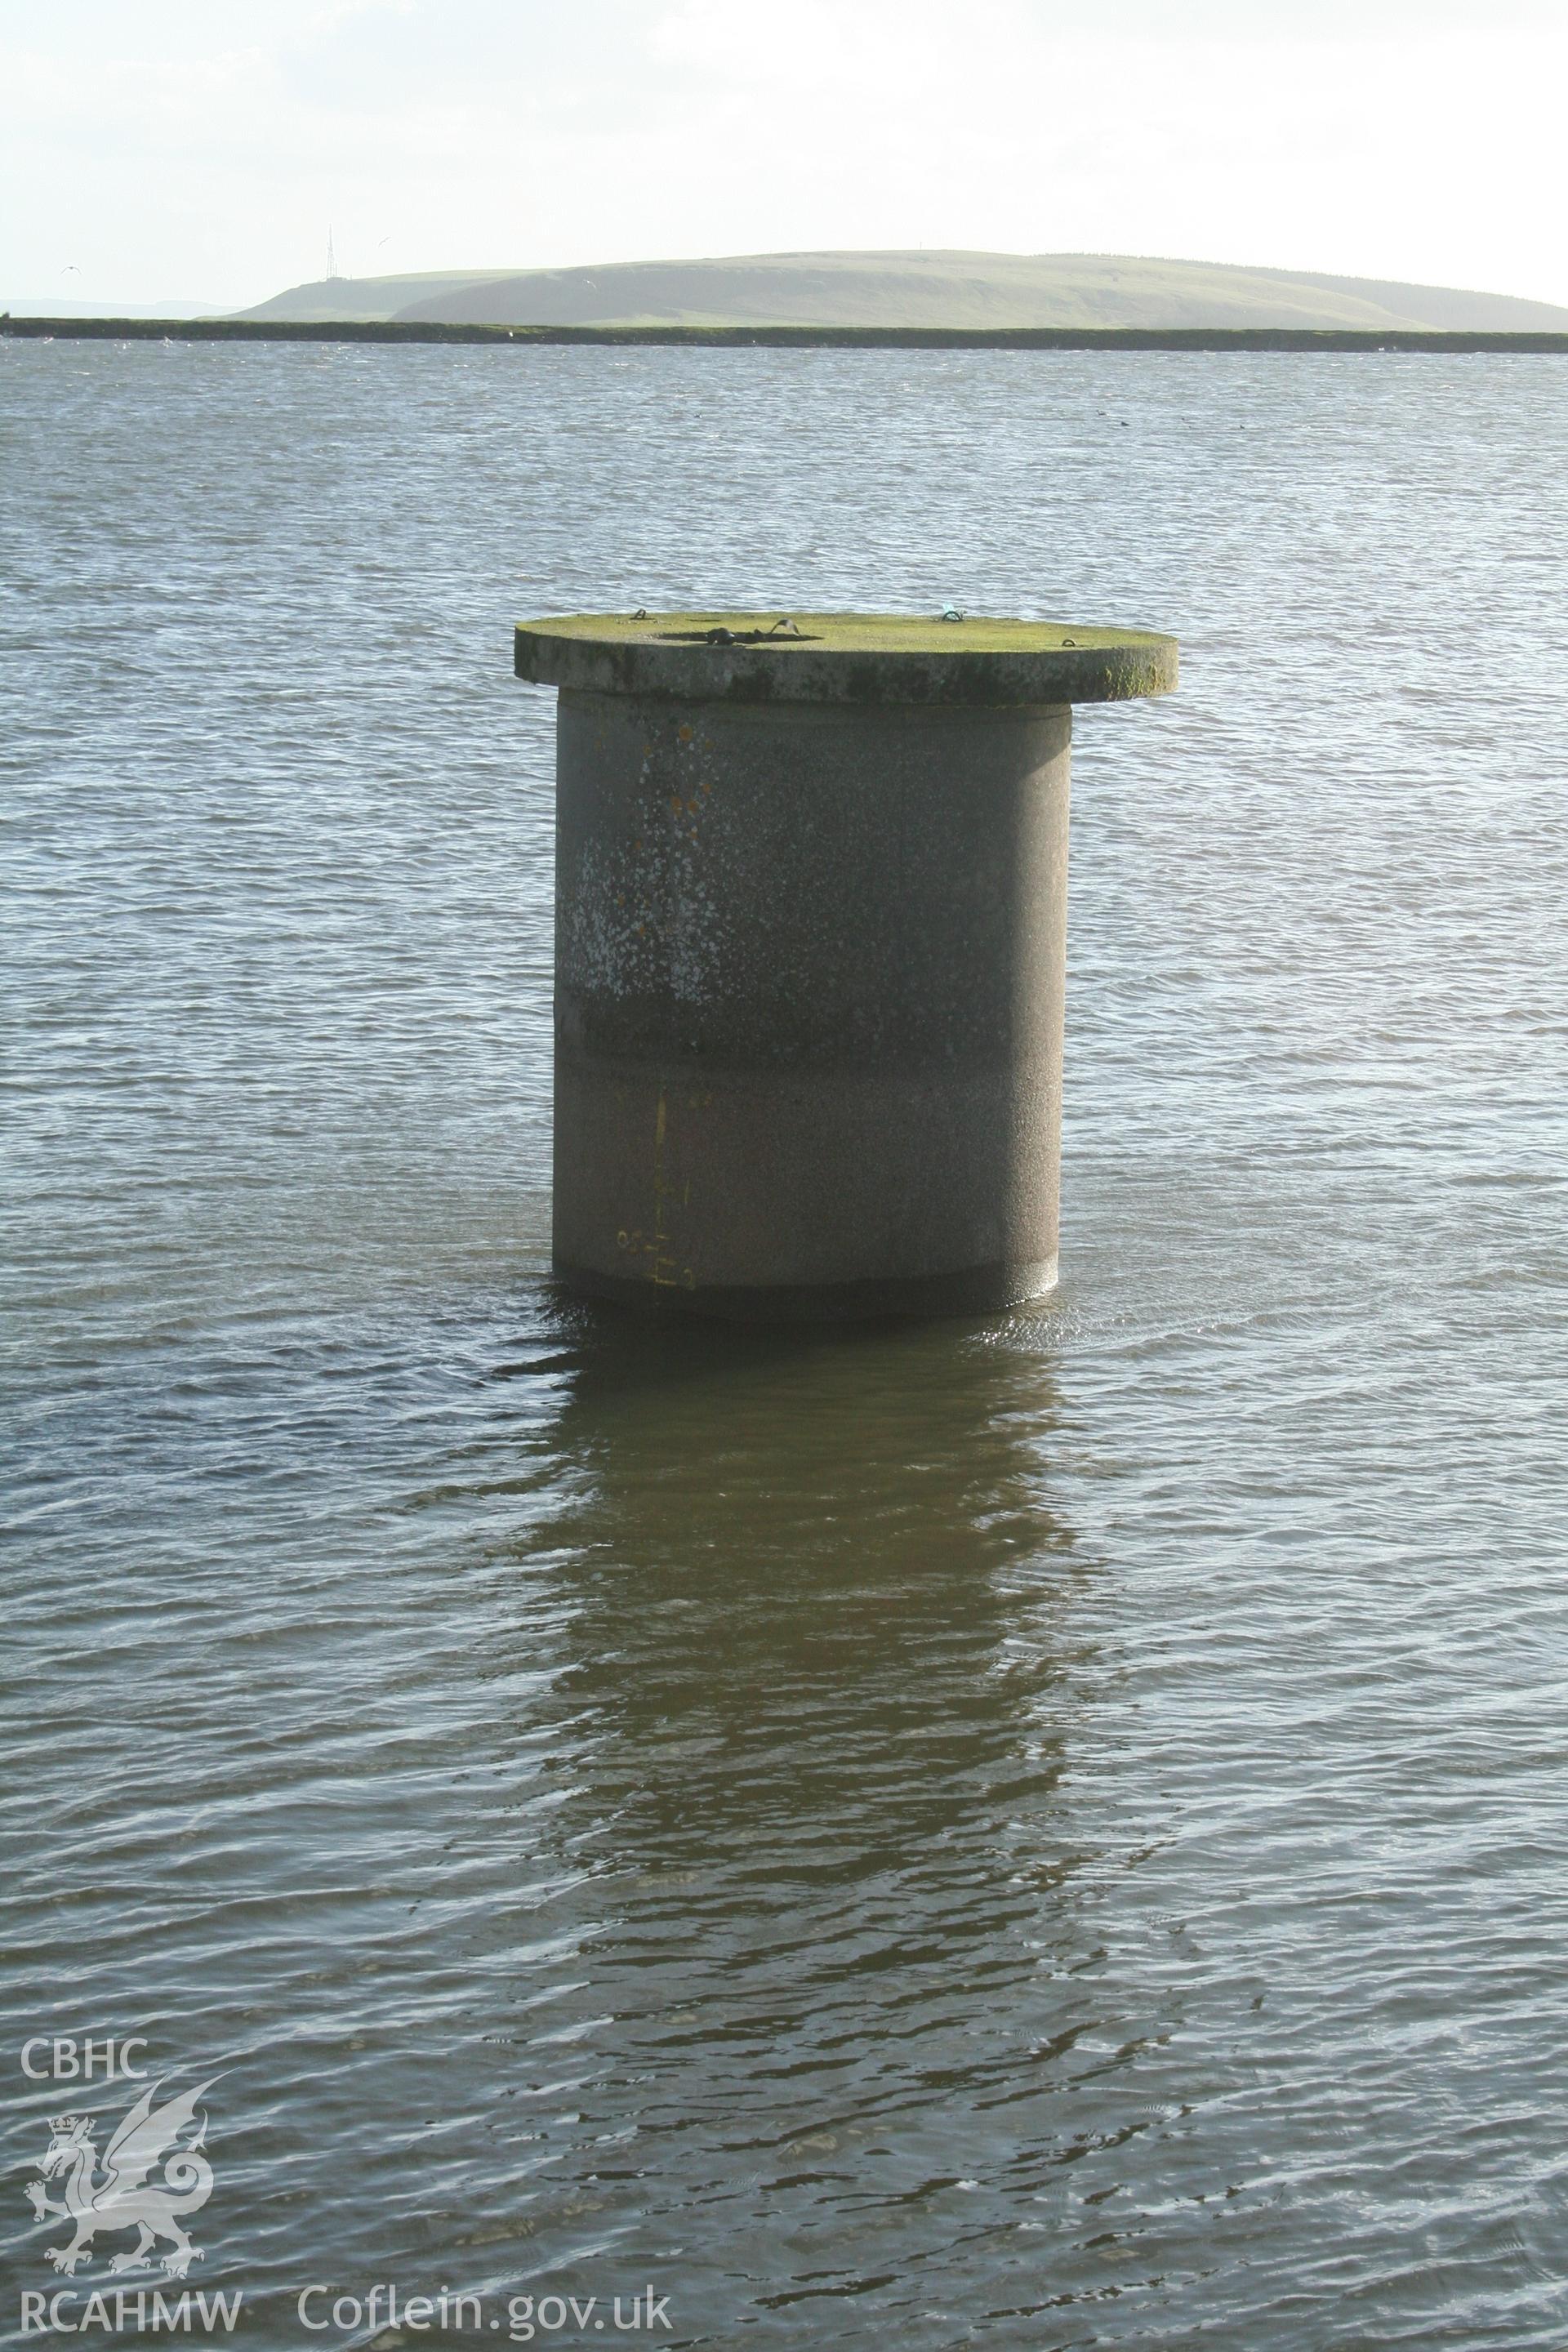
[515,610,1176,1321]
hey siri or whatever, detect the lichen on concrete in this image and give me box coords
[515,610,1177,707]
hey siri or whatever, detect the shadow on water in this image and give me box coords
[452,1300,1108,2331]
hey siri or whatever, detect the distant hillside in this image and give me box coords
[238,270,524,323]
[238,252,1568,332]
[3,296,220,318]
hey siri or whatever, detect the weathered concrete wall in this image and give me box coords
[553,689,1071,1319]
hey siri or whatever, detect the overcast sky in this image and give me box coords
[5,0,1566,310]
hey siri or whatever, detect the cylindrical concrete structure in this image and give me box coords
[515,612,1176,1321]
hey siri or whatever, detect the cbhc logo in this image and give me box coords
[20,2038,149,2081]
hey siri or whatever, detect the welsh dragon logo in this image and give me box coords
[24,2078,219,2278]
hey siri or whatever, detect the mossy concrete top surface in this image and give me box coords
[514,612,1177,707]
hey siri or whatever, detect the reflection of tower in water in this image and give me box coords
[477,1306,1101,2313]
[526,1307,1080,1860]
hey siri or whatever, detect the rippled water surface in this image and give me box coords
[3,344,1568,2348]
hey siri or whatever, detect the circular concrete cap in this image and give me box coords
[514,610,1177,706]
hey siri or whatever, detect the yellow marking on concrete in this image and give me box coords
[648,1088,671,1285]
[644,1085,697,1293]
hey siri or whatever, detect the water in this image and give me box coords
[2,342,1567,2349]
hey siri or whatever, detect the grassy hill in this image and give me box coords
[237,252,1568,332]
[238,270,524,323]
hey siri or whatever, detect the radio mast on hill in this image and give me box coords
[326,225,340,282]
